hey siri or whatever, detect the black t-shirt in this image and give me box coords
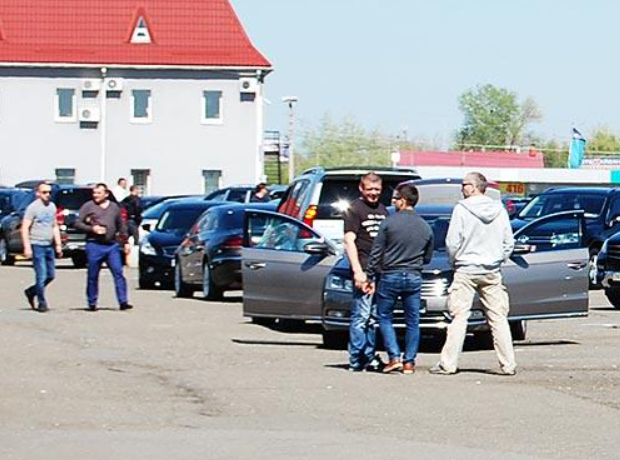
[344,198,389,269]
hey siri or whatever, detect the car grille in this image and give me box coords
[421,278,450,299]
[607,244,620,259]
[162,246,178,257]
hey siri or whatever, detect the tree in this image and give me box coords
[455,84,542,149]
[587,126,620,154]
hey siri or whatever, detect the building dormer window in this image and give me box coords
[130,16,152,44]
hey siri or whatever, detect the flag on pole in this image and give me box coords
[568,127,586,169]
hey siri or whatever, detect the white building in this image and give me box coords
[0,0,272,195]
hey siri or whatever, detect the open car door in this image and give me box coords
[503,211,589,319]
[242,210,340,321]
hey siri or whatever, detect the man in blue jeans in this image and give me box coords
[365,183,434,374]
[343,172,389,372]
[22,182,63,312]
[76,183,133,312]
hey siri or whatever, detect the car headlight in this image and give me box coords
[140,240,157,256]
[326,274,353,292]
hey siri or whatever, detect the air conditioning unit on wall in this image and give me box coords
[239,77,259,94]
[78,106,101,122]
[106,78,124,92]
[82,79,101,91]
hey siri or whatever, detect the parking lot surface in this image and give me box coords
[1,262,620,460]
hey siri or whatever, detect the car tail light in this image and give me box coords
[120,207,129,223]
[222,235,243,250]
[505,200,516,216]
[303,205,318,227]
[56,206,66,226]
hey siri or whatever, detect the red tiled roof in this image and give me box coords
[0,0,271,68]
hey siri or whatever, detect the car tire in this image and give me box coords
[71,253,87,269]
[321,330,349,350]
[202,261,224,301]
[0,238,15,266]
[174,262,193,298]
[604,288,620,309]
[138,277,156,290]
[510,320,527,341]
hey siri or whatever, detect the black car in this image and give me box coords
[174,202,277,300]
[138,200,222,289]
[512,187,620,285]
[0,184,101,267]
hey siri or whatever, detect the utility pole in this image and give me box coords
[99,67,108,182]
[283,96,298,183]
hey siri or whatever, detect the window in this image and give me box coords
[516,216,582,252]
[131,169,150,195]
[249,214,316,253]
[131,90,152,123]
[227,189,248,203]
[279,180,310,217]
[130,16,152,44]
[55,88,76,122]
[202,170,222,194]
[520,193,606,219]
[55,168,75,185]
[202,90,223,124]
[198,210,218,233]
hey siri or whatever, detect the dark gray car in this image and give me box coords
[242,207,589,347]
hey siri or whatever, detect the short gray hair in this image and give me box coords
[465,172,488,193]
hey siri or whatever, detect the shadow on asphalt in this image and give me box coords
[231,338,319,348]
[590,306,619,311]
[513,340,579,347]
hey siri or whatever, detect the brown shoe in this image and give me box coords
[382,359,402,374]
[403,362,415,375]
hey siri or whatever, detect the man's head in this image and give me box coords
[92,183,110,204]
[393,183,419,211]
[255,183,269,197]
[117,178,127,189]
[36,182,53,205]
[129,185,140,196]
[359,172,382,205]
[462,172,487,198]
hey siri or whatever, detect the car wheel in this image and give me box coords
[174,262,193,298]
[510,320,527,341]
[202,262,223,301]
[604,288,620,309]
[71,253,87,269]
[0,238,15,266]
[321,330,349,350]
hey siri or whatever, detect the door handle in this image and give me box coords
[244,261,267,270]
[567,262,587,271]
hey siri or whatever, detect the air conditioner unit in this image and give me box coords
[239,77,259,94]
[106,78,124,92]
[78,106,101,122]
[82,79,101,91]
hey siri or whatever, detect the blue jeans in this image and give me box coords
[348,288,377,368]
[86,242,128,307]
[376,272,422,364]
[28,244,56,308]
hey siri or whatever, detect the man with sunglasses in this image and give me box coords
[22,182,62,312]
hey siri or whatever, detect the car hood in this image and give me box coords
[147,230,186,248]
[331,251,452,277]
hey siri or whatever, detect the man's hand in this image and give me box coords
[353,271,368,290]
[363,281,376,296]
[55,245,63,258]
[123,244,131,256]
[23,246,32,259]
[92,225,106,235]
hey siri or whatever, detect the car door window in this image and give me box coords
[227,189,248,203]
[607,198,620,220]
[279,180,310,217]
[248,214,318,253]
[207,190,228,201]
[515,215,582,252]
[199,210,218,232]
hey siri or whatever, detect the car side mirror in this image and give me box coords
[304,241,334,256]
[141,223,151,232]
[512,243,536,255]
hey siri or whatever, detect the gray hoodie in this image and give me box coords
[446,195,515,274]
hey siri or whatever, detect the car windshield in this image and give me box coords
[420,215,450,251]
[156,208,205,234]
[56,188,93,210]
[519,192,606,219]
[143,200,171,220]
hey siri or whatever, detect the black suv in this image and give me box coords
[277,166,421,244]
[0,184,104,267]
[511,187,620,285]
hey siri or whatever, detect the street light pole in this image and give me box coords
[99,67,108,182]
[283,96,298,183]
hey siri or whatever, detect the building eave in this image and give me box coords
[0,61,273,73]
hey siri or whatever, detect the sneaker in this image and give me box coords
[87,305,98,312]
[364,355,386,373]
[120,303,134,311]
[428,364,456,375]
[403,362,416,375]
[36,305,49,313]
[498,368,517,376]
[24,288,35,310]
[348,365,364,373]
[382,359,403,374]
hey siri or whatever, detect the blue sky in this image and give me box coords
[233,0,620,147]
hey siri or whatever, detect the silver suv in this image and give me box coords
[277,167,421,243]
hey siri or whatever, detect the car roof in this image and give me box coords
[410,178,500,189]
[416,204,454,215]
[165,200,221,211]
[543,187,617,195]
[209,202,278,213]
[300,166,419,177]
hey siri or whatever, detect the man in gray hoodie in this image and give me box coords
[430,172,517,376]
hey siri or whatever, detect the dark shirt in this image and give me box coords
[344,198,389,270]
[121,195,142,224]
[76,200,128,245]
[366,209,434,278]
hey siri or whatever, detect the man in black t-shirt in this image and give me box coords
[343,172,389,372]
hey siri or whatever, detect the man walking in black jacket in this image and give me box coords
[366,183,434,374]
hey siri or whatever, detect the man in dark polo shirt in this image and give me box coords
[76,183,132,312]
[343,172,389,372]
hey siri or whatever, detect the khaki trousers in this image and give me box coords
[439,272,517,373]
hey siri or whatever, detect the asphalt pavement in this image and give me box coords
[1,261,619,460]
